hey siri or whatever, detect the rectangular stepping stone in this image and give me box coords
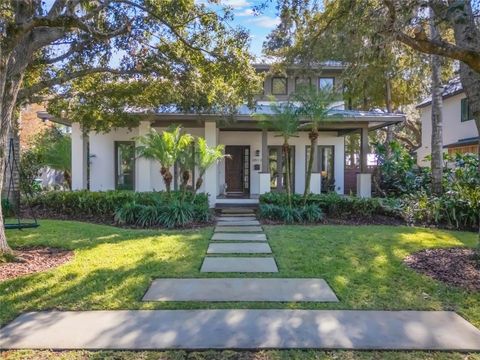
[207,243,271,254]
[215,226,263,232]
[201,257,278,272]
[221,208,254,214]
[143,278,338,302]
[212,233,266,241]
[3,310,480,350]
[216,220,260,226]
[220,213,255,217]
[217,216,257,221]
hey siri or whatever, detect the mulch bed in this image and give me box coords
[0,248,73,282]
[260,215,405,226]
[404,247,480,292]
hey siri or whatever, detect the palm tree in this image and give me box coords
[257,101,300,207]
[136,126,193,195]
[294,85,339,203]
[192,137,228,201]
[40,134,72,189]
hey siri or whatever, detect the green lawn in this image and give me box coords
[1,220,479,360]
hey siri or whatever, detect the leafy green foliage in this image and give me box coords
[193,138,228,197]
[32,190,211,228]
[1,198,12,218]
[259,202,324,224]
[374,141,429,196]
[260,192,401,222]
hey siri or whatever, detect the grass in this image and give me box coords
[0,220,479,359]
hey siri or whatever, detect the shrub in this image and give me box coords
[258,202,323,224]
[32,190,212,228]
[260,192,401,222]
[1,198,12,218]
[158,201,194,228]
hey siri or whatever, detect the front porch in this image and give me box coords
[70,109,404,208]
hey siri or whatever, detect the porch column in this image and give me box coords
[259,129,271,194]
[204,120,218,207]
[136,121,151,192]
[310,140,321,194]
[357,126,372,198]
[71,122,88,190]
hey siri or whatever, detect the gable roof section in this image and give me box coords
[417,77,464,109]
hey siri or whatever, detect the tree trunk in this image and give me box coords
[385,78,394,156]
[303,129,318,203]
[430,13,444,196]
[283,142,292,207]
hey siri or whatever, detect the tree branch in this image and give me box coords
[17,67,147,101]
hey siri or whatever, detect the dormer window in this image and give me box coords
[319,77,335,91]
[271,77,288,95]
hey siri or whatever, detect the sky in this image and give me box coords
[197,0,279,58]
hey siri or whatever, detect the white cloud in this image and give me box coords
[246,15,280,29]
[236,8,254,16]
[224,0,251,9]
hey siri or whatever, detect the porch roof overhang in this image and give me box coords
[38,105,405,132]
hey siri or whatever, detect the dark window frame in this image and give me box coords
[114,141,136,191]
[271,76,288,95]
[461,98,473,122]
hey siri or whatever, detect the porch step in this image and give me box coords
[221,208,255,214]
[216,220,260,226]
[219,213,256,217]
[214,226,263,233]
[142,278,338,302]
[207,243,272,254]
[211,233,267,242]
[216,216,257,221]
[200,257,278,273]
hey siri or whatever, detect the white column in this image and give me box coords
[357,126,372,198]
[204,121,218,207]
[136,121,151,192]
[310,173,322,194]
[259,129,271,194]
[71,122,88,190]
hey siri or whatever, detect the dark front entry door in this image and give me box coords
[225,146,250,194]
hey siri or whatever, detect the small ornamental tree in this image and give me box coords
[136,126,193,196]
[257,102,300,207]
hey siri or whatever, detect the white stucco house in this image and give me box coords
[39,64,404,207]
[416,77,479,166]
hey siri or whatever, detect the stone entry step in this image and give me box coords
[3,310,480,350]
[219,213,255,217]
[215,226,263,233]
[216,220,260,226]
[143,278,338,302]
[207,243,272,254]
[212,233,267,242]
[201,257,278,273]
[221,208,255,214]
[216,216,257,221]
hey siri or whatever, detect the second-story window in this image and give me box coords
[461,98,472,122]
[271,77,288,95]
[295,77,311,91]
[318,77,335,91]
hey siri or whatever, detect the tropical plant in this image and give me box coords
[257,101,300,207]
[294,85,340,203]
[192,138,228,201]
[40,135,72,189]
[136,126,193,196]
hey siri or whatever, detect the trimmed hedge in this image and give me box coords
[259,192,402,220]
[31,190,212,228]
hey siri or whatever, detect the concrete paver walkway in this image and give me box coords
[143,279,339,302]
[2,310,480,350]
[207,243,272,254]
[201,208,277,273]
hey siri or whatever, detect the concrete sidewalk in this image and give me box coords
[1,310,480,350]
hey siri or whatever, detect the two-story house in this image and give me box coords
[41,63,404,207]
[416,77,479,166]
